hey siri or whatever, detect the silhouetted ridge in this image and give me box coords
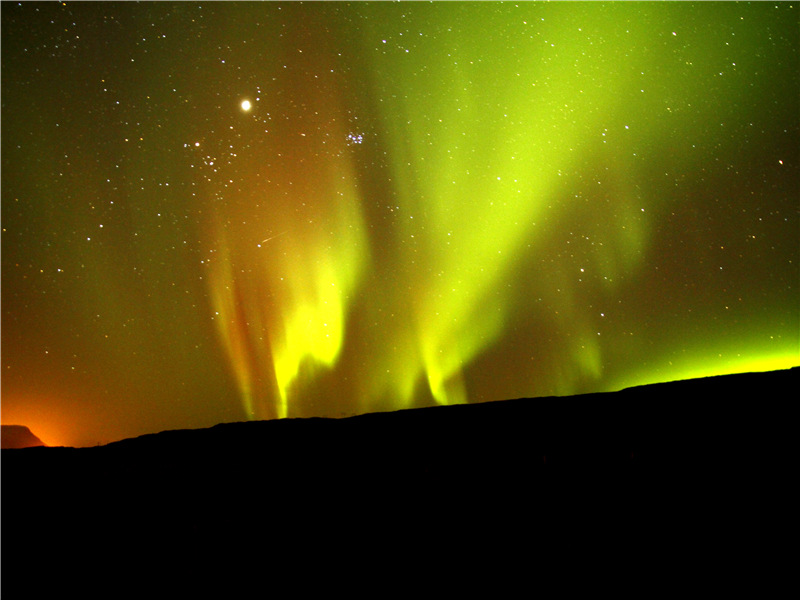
[1,425,45,449]
[2,368,796,595]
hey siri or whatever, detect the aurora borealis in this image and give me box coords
[2,1,798,448]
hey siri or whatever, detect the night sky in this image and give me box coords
[2,1,798,448]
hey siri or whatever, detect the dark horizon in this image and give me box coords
[2,367,796,450]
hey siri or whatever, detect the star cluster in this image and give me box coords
[2,2,797,447]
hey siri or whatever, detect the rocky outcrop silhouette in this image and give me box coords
[1,425,45,449]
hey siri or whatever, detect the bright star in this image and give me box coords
[241,100,252,112]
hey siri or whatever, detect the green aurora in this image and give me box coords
[2,2,797,447]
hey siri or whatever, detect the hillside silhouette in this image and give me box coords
[1,425,45,449]
[3,368,795,595]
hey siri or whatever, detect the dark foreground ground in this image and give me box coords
[3,368,795,594]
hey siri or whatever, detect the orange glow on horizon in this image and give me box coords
[2,400,75,448]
